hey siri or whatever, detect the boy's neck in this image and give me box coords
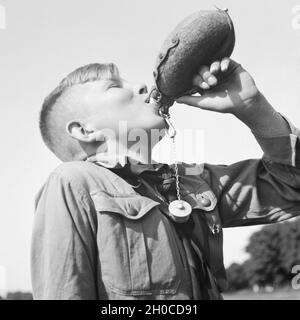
[118,138,155,165]
[86,139,156,167]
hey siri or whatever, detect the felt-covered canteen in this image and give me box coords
[152,8,235,113]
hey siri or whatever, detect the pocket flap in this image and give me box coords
[91,191,161,220]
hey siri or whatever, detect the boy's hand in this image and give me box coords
[176,58,260,116]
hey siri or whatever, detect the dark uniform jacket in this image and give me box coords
[31,113,300,299]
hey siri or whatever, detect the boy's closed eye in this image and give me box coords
[107,79,123,89]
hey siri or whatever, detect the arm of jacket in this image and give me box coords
[31,172,98,300]
[202,113,300,227]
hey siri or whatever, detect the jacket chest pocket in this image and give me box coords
[91,191,183,297]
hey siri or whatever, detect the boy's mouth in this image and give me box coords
[144,87,162,105]
[144,93,171,132]
[144,87,169,117]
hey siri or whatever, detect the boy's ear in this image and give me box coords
[66,120,105,143]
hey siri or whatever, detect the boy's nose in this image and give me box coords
[133,83,148,95]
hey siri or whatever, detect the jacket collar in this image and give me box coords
[86,152,170,177]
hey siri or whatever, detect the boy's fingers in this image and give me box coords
[198,66,217,87]
[193,74,210,90]
[210,61,221,75]
[220,57,230,72]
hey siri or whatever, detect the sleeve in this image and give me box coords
[31,172,98,300]
[203,113,300,228]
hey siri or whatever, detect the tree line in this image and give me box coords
[226,218,300,292]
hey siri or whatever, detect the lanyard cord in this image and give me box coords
[159,110,182,202]
[159,110,192,222]
[171,137,181,202]
[146,87,192,222]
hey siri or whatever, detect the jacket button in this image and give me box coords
[159,53,164,60]
[212,224,221,234]
[200,196,211,207]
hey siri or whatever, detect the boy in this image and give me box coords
[31,58,300,299]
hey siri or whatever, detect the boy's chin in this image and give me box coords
[148,117,166,130]
[131,115,166,132]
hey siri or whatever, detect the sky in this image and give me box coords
[0,0,299,293]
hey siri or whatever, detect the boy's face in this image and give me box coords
[73,76,166,136]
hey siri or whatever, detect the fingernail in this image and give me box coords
[221,63,229,72]
[210,67,218,75]
[201,82,210,90]
[208,76,217,86]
